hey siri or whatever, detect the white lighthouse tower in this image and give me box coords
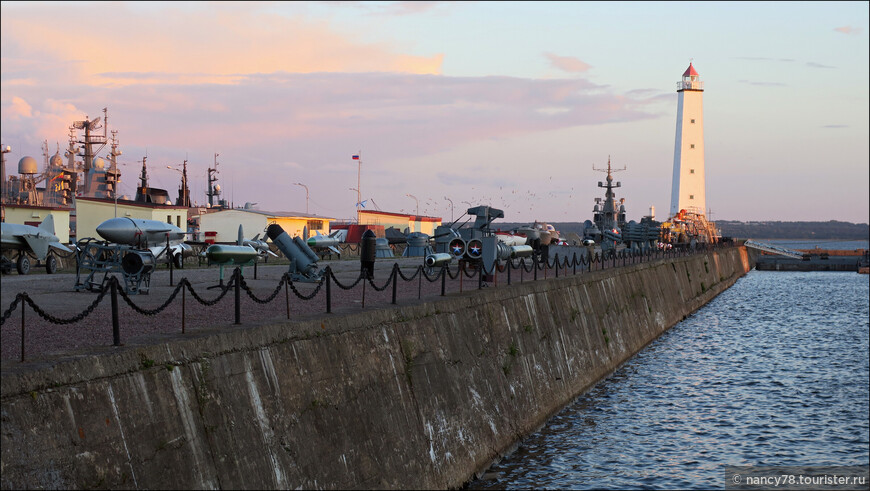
[669,62,706,217]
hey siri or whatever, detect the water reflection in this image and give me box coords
[467,271,870,489]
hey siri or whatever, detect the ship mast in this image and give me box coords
[207,153,220,207]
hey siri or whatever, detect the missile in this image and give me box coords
[307,234,342,256]
[97,217,185,247]
[96,217,191,267]
[205,244,259,266]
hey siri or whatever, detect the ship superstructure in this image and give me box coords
[582,157,627,250]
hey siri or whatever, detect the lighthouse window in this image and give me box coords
[690,144,695,149]
[690,169,695,174]
[689,195,695,200]
[691,119,695,124]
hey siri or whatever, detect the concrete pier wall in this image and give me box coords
[1,247,754,489]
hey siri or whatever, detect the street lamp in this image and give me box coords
[443,196,454,222]
[406,194,419,215]
[293,182,309,214]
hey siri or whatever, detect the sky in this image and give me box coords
[2,1,868,224]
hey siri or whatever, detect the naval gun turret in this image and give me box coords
[428,205,532,276]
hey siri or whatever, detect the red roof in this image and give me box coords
[683,63,699,77]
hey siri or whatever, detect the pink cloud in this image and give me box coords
[834,26,863,35]
[544,53,592,73]
[1,2,444,90]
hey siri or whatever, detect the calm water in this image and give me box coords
[467,270,870,489]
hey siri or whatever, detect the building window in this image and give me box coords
[167,215,172,224]
[177,216,181,228]
[690,119,695,124]
[689,195,695,200]
[690,169,695,174]
[307,220,323,231]
[690,144,695,149]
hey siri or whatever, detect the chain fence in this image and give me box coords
[2,242,737,362]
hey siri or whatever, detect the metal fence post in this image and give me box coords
[441,266,446,296]
[418,266,422,299]
[182,282,186,334]
[234,267,241,325]
[391,265,398,305]
[285,275,290,319]
[361,273,367,309]
[534,256,538,281]
[20,297,25,362]
[111,278,121,346]
[326,268,332,313]
[507,260,512,285]
[167,235,174,286]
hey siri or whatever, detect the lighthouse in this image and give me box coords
[669,62,706,217]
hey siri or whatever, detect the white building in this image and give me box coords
[669,62,706,217]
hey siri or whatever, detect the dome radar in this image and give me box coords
[18,156,38,174]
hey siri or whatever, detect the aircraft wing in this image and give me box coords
[21,234,50,261]
[50,241,73,253]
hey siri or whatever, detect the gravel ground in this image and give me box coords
[1,255,587,364]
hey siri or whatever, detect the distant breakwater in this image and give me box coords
[0,246,755,489]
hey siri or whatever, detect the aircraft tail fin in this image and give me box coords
[38,214,56,235]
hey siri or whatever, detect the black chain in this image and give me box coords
[240,276,286,304]
[422,266,445,282]
[0,294,24,325]
[23,287,108,325]
[396,265,421,281]
[328,268,364,290]
[118,278,185,316]
[366,274,393,292]
[287,278,323,300]
[185,278,233,306]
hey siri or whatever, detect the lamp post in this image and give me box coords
[293,182,309,214]
[443,196,454,222]
[406,194,419,215]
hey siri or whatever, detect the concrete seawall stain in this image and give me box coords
[1,248,755,489]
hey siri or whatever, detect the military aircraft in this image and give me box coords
[1,214,72,274]
[95,217,192,268]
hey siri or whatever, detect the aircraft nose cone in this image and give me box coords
[96,218,135,244]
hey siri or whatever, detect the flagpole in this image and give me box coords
[356,150,361,224]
